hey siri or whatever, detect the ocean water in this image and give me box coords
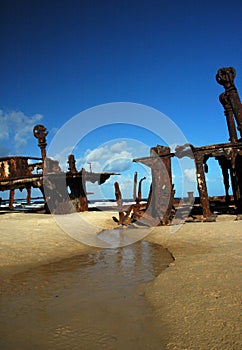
[0,198,146,211]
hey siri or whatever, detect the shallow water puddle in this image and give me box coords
[0,241,173,349]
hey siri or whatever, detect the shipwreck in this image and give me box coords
[0,66,241,225]
[114,67,242,225]
[0,124,116,212]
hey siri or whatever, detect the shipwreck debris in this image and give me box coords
[1,67,241,223]
[0,127,116,212]
[113,173,148,226]
[114,67,242,226]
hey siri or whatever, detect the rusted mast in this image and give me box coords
[216,67,242,216]
[68,154,78,173]
[216,67,242,140]
[32,124,48,209]
[218,92,238,143]
[33,124,48,161]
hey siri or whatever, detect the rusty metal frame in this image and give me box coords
[1,67,241,222]
[130,67,242,225]
[0,126,116,212]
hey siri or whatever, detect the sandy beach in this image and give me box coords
[0,211,241,349]
[145,216,242,350]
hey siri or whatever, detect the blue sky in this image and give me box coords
[0,0,242,199]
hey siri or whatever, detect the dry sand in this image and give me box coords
[0,211,117,278]
[0,211,241,349]
[144,216,242,350]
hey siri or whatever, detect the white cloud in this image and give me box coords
[81,140,149,173]
[206,175,223,183]
[0,109,43,154]
[84,144,132,169]
[75,139,151,199]
[103,158,132,172]
[184,168,197,183]
[110,141,129,153]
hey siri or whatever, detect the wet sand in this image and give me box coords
[0,211,241,349]
[1,240,173,350]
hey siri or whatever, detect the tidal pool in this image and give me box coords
[0,241,174,349]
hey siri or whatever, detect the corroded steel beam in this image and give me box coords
[134,146,175,225]
[0,156,43,191]
[175,140,242,218]
[216,67,242,140]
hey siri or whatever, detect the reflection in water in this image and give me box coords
[0,241,173,350]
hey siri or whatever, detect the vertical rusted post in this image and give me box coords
[9,189,15,209]
[194,153,213,220]
[235,155,242,216]
[129,176,146,223]
[26,187,32,204]
[229,154,242,216]
[67,154,78,173]
[216,67,242,139]
[133,171,137,201]
[216,67,242,217]
[79,168,88,212]
[114,181,124,224]
[146,183,152,208]
[219,93,238,142]
[137,176,146,204]
[33,125,48,160]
